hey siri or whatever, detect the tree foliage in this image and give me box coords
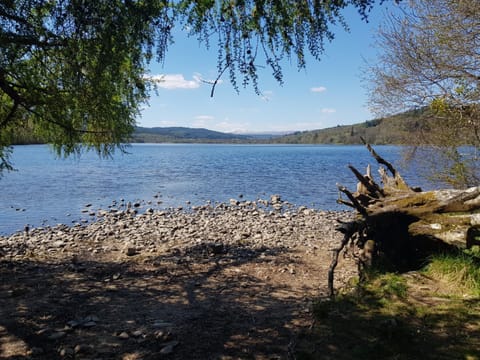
[0,0,173,166]
[0,0,386,173]
[366,0,480,188]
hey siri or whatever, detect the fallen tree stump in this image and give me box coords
[328,140,480,297]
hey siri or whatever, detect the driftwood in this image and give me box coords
[328,140,480,297]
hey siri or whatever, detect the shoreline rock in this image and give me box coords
[0,197,353,262]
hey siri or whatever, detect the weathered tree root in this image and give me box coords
[328,142,480,297]
[328,219,366,297]
[329,142,416,297]
[336,184,368,217]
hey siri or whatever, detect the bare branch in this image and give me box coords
[360,137,397,176]
[348,164,385,198]
[337,183,368,217]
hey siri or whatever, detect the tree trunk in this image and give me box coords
[328,141,480,297]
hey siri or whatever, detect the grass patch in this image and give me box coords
[296,255,480,360]
[368,272,408,299]
[424,248,480,297]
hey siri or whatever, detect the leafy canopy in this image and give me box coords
[1,0,384,172]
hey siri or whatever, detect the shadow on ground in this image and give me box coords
[296,273,480,360]
[0,243,319,359]
[5,241,474,360]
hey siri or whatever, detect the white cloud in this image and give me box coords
[199,75,224,86]
[194,115,215,121]
[193,115,215,128]
[261,90,274,101]
[310,86,327,93]
[147,74,201,89]
[157,120,177,127]
[213,118,251,133]
[321,108,336,113]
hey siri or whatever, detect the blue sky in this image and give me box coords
[139,3,400,134]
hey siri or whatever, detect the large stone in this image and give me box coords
[125,247,137,256]
[159,341,179,355]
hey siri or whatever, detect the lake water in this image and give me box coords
[0,144,427,235]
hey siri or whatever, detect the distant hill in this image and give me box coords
[269,108,426,145]
[131,126,256,143]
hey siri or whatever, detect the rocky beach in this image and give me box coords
[0,196,356,359]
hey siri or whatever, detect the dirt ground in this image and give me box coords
[0,237,356,359]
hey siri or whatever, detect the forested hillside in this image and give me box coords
[270,109,426,145]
